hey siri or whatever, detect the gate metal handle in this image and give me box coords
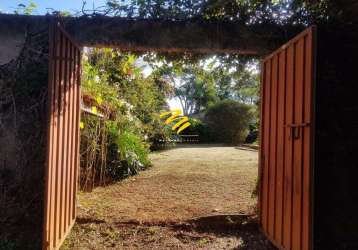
[285,123,310,140]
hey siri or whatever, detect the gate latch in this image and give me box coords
[285,123,310,140]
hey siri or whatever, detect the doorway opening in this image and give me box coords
[43,22,315,250]
[60,45,269,250]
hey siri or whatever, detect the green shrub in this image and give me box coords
[117,131,150,167]
[147,119,173,150]
[182,118,215,142]
[205,100,254,144]
[245,123,259,144]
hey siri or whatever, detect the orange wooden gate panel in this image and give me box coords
[43,23,82,250]
[259,27,316,250]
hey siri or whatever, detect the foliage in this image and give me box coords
[97,0,295,22]
[149,57,217,115]
[79,115,108,191]
[144,53,260,145]
[104,120,128,181]
[14,0,356,27]
[83,48,172,142]
[205,100,255,144]
[149,55,260,116]
[207,56,260,105]
[245,123,259,144]
[182,118,215,142]
[85,49,172,132]
[80,48,172,189]
[14,1,37,15]
[90,0,354,25]
[174,66,218,115]
[117,131,150,167]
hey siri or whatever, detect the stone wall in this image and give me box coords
[0,17,50,249]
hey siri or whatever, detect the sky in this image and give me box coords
[0,0,107,14]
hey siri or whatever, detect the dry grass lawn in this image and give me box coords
[62,145,276,250]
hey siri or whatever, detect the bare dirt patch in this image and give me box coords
[62,145,276,249]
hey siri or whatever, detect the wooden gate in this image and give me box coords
[259,27,316,250]
[43,23,82,250]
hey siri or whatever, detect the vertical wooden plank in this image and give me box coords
[292,38,305,250]
[73,49,81,218]
[49,27,58,250]
[71,46,78,221]
[72,45,78,221]
[53,31,64,247]
[302,30,313,250]
[59,34,68,238]
[258,61,266,226]
[62,32,68,248]
[43,23,55,250]
[262,60,272,231]
[275,49,286,244]
[71,49,78,220]
[72,45,79,220]
[64,37,71,230]
[283,44,295,249]
[51,29,60,250]
[67,43,75,226]
[268,55,278,237]
[66,43,71,227]
[68,42,73,228]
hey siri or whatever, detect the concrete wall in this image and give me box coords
[0,17,50,249]
[0,22,26,65]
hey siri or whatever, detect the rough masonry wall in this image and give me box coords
[0,18,50,249]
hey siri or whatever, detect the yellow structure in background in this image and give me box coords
[160,109,191,134]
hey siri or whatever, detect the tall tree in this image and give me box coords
[175,66,218,115]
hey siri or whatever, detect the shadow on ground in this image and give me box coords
[235,146,258,152]
[186,215,276,250]
[76,217,106,225]
[67,212,276,249]
[91,214,277,250]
